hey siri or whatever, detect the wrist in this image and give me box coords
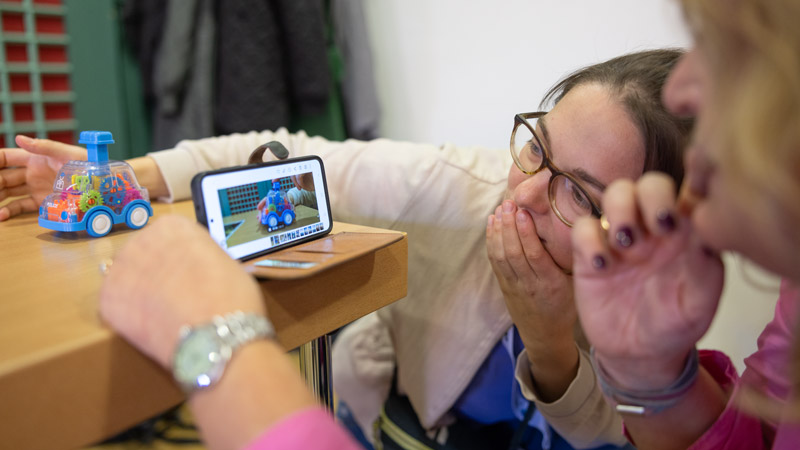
[591,347,700,416]
[592,350,691,391]
[524,335,578,371]
[525,342,580,402]
[128,156,168,198]
[172,311,275,394]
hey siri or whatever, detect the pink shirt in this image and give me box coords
[689,280,800,449]
[244,407,362,450]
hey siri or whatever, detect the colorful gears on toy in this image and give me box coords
[100,176,114,191]
[124,189,142,202]
[79,190,104,212]
[104,191,125,208]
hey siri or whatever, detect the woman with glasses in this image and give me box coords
[1,50,688,449]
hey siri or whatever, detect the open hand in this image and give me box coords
[486,200,576,347]
[571,173,723,389]
[0,135,86,221]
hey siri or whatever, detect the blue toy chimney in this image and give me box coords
[79,131,114,163]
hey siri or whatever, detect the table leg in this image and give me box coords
[299,334,334,412]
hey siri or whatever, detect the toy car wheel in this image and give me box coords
[267,213,279,228]
[282,210,294,226]
[126,204,150,229]
[87,210,113,237]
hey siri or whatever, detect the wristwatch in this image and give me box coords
[172,311,275,393]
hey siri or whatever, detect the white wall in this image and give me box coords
[362,1,781,372]
[363,0,691,148]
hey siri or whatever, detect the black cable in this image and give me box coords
[507,401,536,450]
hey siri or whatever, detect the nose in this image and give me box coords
[663,49,703,118]
[513,168,552,216]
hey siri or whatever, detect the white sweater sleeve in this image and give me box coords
[145,128,477,230]
[514,346,627,448]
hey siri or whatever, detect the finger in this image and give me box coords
[601,179,645,252]
[0,196,38,221]
[500,201,531,278]
[487,205,515,280]
[0,148,32,168]
[0,184,31,202]
[677,148,709,216]
[0,167,27,189]
[571,216,611,276]
[635,173,679,236]
[514,207,557,278]
[677,178,702,216]
[15,135,86,161]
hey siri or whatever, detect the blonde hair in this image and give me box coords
[681,0,800,228]
[682,0,800,418]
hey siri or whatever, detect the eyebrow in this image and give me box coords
[539,116,607,192]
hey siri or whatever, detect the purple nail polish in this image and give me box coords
[592,255,607,270]
[657,209,676,232]
[616,227,634,248]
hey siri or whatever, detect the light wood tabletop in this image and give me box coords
[0,200,407,450]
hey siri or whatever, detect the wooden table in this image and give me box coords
[0,201,407,450]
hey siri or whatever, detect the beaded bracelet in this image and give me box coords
[590,347,700,416]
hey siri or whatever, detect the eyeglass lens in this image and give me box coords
[512,116,596,225]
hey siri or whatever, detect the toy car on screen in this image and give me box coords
[38,131,153,237]
[257,180,295,231]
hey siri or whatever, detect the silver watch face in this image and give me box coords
[173,325,231,391]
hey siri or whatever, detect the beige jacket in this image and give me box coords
[149,129,623,449]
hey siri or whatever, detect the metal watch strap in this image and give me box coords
[590,347,700,416]
[212,310,275,352]
[174,311,275,393]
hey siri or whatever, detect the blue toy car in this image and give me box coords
[38,131,153,237]
[257,180,295,231]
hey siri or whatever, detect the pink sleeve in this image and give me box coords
[244,407,363,450]
[687,350,767,450]
[689,280,800,450]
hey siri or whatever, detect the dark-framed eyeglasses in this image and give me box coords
[510,112,603,227]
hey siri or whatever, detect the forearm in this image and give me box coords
[522,331,580,402]
[188,340,318,450]
[621,367,727,450]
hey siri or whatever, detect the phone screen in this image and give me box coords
[193,156,332,260]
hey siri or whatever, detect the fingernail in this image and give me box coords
[615,226,635,248]
[656,209,676,232]
[488,215,494,227]
[16,135,33,143]
[592,255,607,270]
[502,200,514,213]
[516,211,528,224]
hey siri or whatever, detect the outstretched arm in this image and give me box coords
[0,136,170,221]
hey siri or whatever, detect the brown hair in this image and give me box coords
[541,49,693,187]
